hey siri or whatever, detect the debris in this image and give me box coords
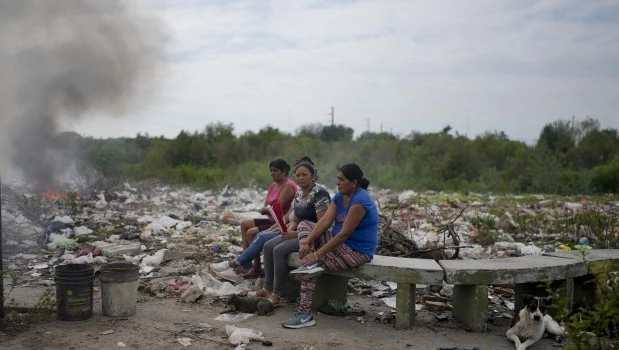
[497,212,519,232]
[100,330,116,335]
[32,263,48,270]
[424,301,450,312]
[436,313,449,322]
[225,325,265,346]
[215,313,256,322]
[117,342,126,347]
[185,323,213,333]
[180,285,203,303]
[380,297,396,308]
[177,337,192,347]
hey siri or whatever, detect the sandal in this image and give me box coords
[248,288,269,297]
[268,294,280,305]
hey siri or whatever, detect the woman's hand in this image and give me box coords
[282,230,297,240]
[299,242,311,259]
[301,251,319,266]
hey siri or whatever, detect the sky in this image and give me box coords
[69,0,619,143]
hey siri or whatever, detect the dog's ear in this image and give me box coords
[521,294,534,305]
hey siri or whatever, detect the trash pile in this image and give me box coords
[1,182,616,332]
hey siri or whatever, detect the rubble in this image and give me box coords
[1,181,617,334]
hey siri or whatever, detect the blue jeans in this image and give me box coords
[234,231,279,269]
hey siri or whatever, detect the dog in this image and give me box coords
[221,294,276,316]
[506,294,564,350]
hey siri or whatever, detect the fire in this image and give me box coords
[42,188,68,201]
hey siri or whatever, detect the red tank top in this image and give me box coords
[266,179,297,222]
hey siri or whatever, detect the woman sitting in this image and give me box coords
[282,163,378,328]
[209,157,330,286]
[239,158,296,279]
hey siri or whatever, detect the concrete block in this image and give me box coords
[288,253,444,284]
[279,267,300,298]
[545,249,619,306]
[395,283,416,329]
[514,278,574,314]
[312,274,348,310]
[100,242,142,257]
[452,284,488,331]
[439,255,588,285]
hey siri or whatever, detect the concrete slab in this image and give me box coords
[288,253,444,284]
[545,249,619,275]
[438,256,588,285]
[544,249,619,262]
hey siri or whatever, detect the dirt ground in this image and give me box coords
[0,285,562,350]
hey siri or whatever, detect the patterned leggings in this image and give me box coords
[297,221,370,313]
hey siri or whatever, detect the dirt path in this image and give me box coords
[1,286,560,350]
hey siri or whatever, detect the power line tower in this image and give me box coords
[366,119,370,133]
[327,106,334,126]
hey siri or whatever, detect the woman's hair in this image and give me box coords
[293,156,318,180]
[269,158,291,176]
[338,163,370,190]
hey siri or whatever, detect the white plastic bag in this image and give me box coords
[225,325,265,345]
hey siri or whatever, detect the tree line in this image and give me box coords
[72,117,618,194]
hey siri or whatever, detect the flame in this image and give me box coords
[41,188,68,201]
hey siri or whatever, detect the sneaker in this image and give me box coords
[243,267,263,279]
[214,269,244,284]
[209,260,232,273]
[283,311,315,329]
[289,264,324,281]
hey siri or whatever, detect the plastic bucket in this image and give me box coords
[100,262,139,317]
[55,264,95,321]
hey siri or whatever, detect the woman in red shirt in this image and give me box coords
[240,158,296,278]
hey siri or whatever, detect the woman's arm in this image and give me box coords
[299,203,336,257]
[277,185,295,210]
[304,203,336,244]
[282,208,326,240]
[259,183,275,215]
[302,204,366,265]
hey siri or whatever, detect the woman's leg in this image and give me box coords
[297,231,370,314]
[271,237,300,297]
[234,231,279,269]
[263,236,285,293]
[240,219,257,251]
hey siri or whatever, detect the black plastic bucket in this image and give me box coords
[55,264,95,321]
[100,262,139,317]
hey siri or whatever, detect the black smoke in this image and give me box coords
[0,0,165,191]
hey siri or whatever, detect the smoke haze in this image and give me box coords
[0,0,165,190]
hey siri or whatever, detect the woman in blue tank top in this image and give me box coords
[282,163,379,329]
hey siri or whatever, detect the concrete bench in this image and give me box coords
[287,253,444,329]
[438,255,589,331]
[544,249,619,308]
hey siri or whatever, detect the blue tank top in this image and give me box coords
[332,188,379,258]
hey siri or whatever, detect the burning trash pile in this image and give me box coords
[1,182,617,324]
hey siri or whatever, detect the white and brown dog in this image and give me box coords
[506,294,564,350]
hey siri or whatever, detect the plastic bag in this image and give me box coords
[225,325,265,345]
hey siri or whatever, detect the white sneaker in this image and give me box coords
[209,260,232,273]
[289,264,324,281]
[215,269,244,284]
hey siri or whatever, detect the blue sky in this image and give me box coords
[71,0,619,143]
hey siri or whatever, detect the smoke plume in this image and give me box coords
[0,0,165,190]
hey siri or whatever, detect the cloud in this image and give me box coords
[71,0,619,142]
